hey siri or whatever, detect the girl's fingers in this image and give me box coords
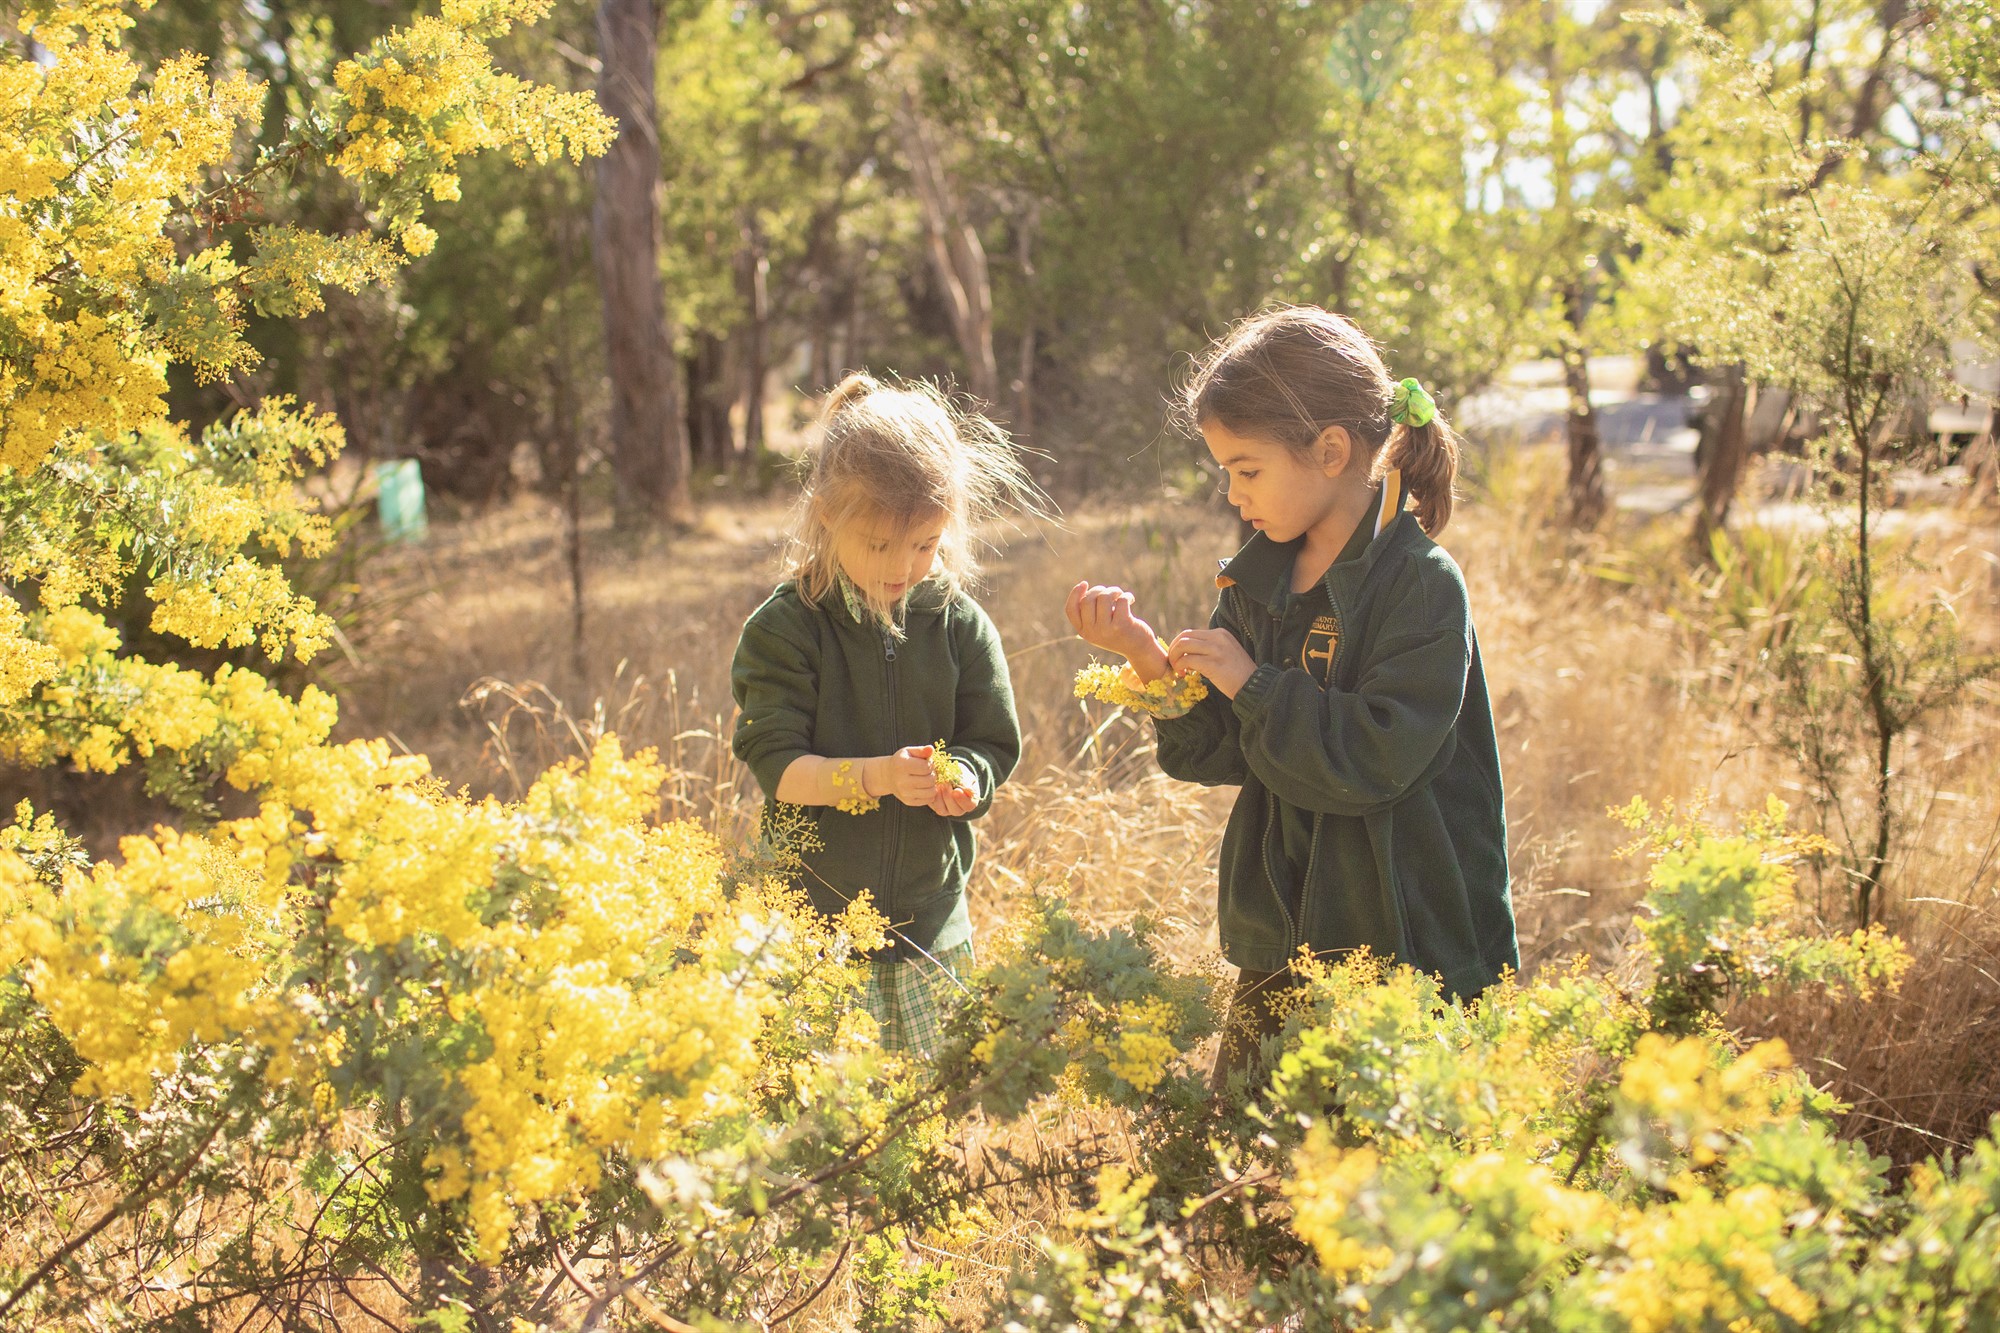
[1064,581,1087,632]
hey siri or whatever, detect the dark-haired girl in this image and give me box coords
[1065,306,1517,1092]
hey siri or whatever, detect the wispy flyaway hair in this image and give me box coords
[787,372,1050,629]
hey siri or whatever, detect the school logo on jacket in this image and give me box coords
[1301,614,1339,684]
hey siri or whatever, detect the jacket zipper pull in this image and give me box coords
[882,631,896,662]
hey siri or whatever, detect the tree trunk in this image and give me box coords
[591,0,691,529]
[737,216,769,467]
[1962,404,2000,507]
[684,332,731,472]
[1560,284,1607,527]
[902,94,999,405]
[1690,364,1750,554]
[1011,203,1039,442]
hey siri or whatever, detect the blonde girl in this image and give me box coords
[1066,306,1517,1092]
[731,372,1042,1058]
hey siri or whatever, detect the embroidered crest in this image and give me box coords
[1301,614,1339,683]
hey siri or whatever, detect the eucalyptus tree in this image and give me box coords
[899,0,1352,474]
[595,0,691,527]
[1633,8,2000,927]
[1284,0,1534,406]
[655,0,910,464]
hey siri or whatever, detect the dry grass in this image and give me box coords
[334,447,2000,1171]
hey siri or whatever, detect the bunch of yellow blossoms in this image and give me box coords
[929,739,968,789]
[1073,656,1209,719]
[329,0,614,255]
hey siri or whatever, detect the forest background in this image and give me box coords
[3,0,2000,1329]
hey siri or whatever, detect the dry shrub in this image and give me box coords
[1735,886,2000,1170]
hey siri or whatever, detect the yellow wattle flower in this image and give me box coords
[1073,640,1208,719]
[928,740,968,789]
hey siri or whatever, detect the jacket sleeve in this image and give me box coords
[1153,591,1249,787]
[1231,568,1469,817]
[944,598,1021,819]
[731,594,821,802]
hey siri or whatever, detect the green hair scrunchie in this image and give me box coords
[1389,377,1436,428]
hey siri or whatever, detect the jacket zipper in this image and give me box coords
[1323,592,1346,683]
[879,626,903,950]
[1241,588,1301,959]
[1288,588,1342,959]
[1295,816,1323,957]
[1260,797,1298,958]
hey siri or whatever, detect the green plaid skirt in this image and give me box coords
[861,939,976,1060]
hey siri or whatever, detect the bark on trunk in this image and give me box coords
[902,95,999,405]
[1690,364,1751,554]
[737,217,769,466]
[1963,404,2000,507]
[1560,283,1607,527]
[1011,204,1039,441]
[684,331,732,472]
[591,0,691,528]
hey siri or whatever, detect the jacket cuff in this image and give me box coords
[1231,664,1283,725]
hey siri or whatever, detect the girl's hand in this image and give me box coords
[869,747,946,807]
[1065,582,1170,681]
[926,764,980,818]
[1168,628,1256,699]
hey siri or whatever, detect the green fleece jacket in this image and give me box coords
[731,578,1020,961]
[1155,477,1517,998]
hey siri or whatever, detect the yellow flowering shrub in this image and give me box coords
[1617,796,1911,1028]
[327,0,614,252]
[0,0,612,807]
[2,823,302,1103]
[986,802,2000,1333]
[1091,996,1186,1094]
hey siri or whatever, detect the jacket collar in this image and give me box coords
[1213,468,1405,607]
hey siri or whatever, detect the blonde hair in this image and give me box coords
[788,372,1047,629]
[1178,305,1461,536]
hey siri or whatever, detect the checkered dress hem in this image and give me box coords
[860,939,976,1060]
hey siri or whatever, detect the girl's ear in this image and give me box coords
[1312,425,1355,477]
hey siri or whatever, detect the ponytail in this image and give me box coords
[821,371,880,421]
[1386,415,1461,537]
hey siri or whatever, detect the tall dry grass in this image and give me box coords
[336,446,2000,1169]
